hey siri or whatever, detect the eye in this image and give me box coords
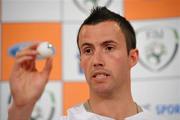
[106,46,113,50]
[82,47,93,55]
[105,45,114,51]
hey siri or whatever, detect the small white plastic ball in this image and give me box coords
[37,42,55,58]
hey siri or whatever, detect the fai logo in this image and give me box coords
[31,90,56,120]
[73,0,112,14]
[136,26,179,71]
[8,90,56,120]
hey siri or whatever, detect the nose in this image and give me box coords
[92,50,105,68]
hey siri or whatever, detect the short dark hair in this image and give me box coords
[77,6,136,54]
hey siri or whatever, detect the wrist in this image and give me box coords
[8,102,35,120]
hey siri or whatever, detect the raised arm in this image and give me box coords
[8,43,53,120]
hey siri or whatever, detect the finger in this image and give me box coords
[15,56,34,69]
[22,42,40,51]
[22,59,36,71]
[28,58,37,71]
[16,50,38,58]
[24,58,36,71]
[41,57,53,80]
[16,42,40,58]
[10,56,35,81]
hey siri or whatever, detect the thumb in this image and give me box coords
[42,57,53,79]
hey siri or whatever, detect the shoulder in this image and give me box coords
[67,103,85,114]
[125,109,158,120]
[56,104,84,120]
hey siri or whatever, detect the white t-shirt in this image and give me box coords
[59,104,157,120]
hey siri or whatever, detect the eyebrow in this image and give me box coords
[101,40,117,46]
[80,40,117,49]
[80,42,93,49]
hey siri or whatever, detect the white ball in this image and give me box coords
[37,42,55,58]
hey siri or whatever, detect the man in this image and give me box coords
[8,7,155,120]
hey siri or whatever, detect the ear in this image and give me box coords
[128,49,139,68]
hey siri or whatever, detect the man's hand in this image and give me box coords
[8,43,53,120]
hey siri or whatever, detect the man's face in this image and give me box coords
[78,21,138,95]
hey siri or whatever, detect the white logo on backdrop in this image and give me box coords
[136,26,179,71]
[73,0,112,14]
[8,90,56,120]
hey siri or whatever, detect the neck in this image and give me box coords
[88,86,138,119]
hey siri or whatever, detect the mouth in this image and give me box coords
[91,71,110,80]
